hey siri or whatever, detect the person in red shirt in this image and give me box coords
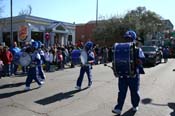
[2,46,13,77]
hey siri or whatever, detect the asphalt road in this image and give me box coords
[1,59,175,116]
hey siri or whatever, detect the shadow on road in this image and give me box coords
[142,98,167,106]
[35,87,89,105]
[142,98,152,105]
[0,88,38,99]
[0,82,26,89]
[142,98,175,116]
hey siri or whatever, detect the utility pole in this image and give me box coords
[10,0,13,46]
[96,0,98,26]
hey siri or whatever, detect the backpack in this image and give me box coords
[112,42,137,77]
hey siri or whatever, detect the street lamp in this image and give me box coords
[96,0,98,26]
[10,0,13,46]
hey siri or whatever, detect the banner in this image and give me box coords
[18,25,29,42]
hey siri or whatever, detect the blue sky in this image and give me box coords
[1,0,175,26]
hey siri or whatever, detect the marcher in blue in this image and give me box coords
[24,41,42,90]
[112,30,145,115]
[75,41,95,90]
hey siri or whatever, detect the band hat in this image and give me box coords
[124,30,137,42]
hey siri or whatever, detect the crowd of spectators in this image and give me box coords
[0,41,113,79]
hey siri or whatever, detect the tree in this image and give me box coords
[18,5,32,16]
[93,6,166,46]
[124,7,165,41]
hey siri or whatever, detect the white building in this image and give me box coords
[0,15,76,47]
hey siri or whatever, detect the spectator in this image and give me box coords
[10,41,21,75]
[44,49,51,72]
[162,46,169,63]
[2,46,13,77]
[56,48,63,70]
[0,57,4,79]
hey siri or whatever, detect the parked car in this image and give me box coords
[141,46,162,66]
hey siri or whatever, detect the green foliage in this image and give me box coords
[93,6,166,46]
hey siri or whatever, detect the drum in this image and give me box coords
[113,42,136,77]
[80,50,88,65]
[19,52,32,67]
[71,49,81,65]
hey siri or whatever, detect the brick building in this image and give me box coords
[76,21,122,46]
[76,21,96,43]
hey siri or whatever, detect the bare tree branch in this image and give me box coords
[18,5,32,16]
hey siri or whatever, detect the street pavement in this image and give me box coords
[1,59,175,116]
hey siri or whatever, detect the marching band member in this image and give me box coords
[112,30,145,115]
[75,41,95,90]
[24,41,42,90]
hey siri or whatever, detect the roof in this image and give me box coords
[0,15,74,26]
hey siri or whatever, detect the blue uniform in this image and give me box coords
[25,50,42,89]
[114,47,145,111]
[76,51,95,88]
[112,30,144,115]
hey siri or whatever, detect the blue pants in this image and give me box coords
[76,65,92,87]
[25,67,41,87]
[114,75,140,110]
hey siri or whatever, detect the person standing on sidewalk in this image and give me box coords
[0,57,4,79]
[10,41,21,75]
[75,41,95,90]
[2,46,13,77]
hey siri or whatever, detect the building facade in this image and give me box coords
[0,15,76,47]
[76,21,96,43]
[162,19,174,31]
